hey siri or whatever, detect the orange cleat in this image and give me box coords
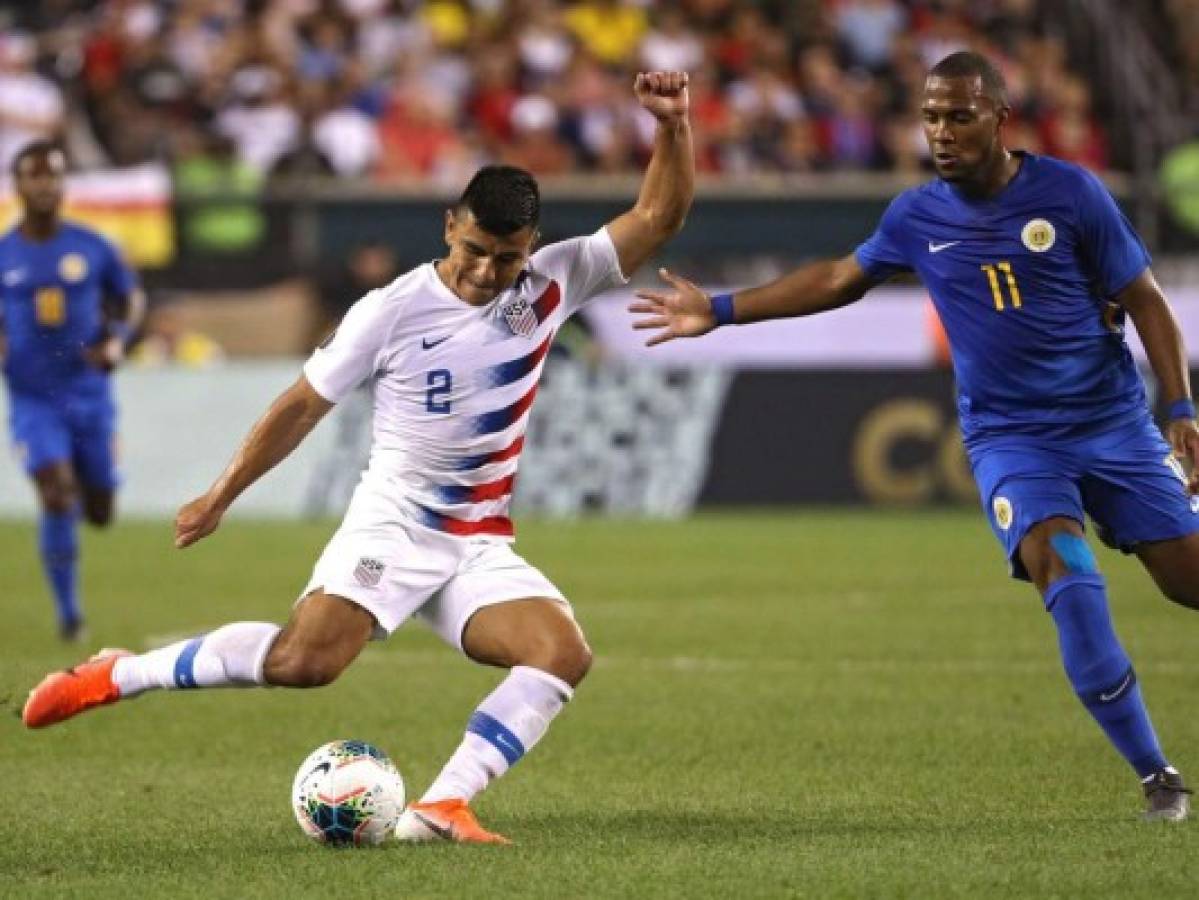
[394,799,511,845]
[22,648,131,729]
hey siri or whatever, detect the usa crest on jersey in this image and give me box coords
[500,295,538,337]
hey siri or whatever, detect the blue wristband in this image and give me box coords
[1167,398,1196,421]
[109,322,135,346]
[710,292,736,326]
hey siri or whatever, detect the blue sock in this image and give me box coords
[1046,573,1167,777]
[39,509,80,627]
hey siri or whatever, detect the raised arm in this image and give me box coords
[629,253,875,346]
[174,375,334,547]
[605,71,694,278]
[1117,269,1199,489]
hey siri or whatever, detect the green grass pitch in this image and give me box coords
[2,511,1198,898]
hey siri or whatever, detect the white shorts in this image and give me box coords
[298,516,569,649]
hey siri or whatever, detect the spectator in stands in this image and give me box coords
[639,5,704,75]
[833,0,908,73]
[711,4,769,81]
[376,73,468,178]
[0,31,65,171]
[466,42,520,149]
[299,77,381,178]
[173,129,266,257]
[685,61,735,173]
[0,0,1140,178]
[564,0,648,67]
[558,55,636,171]
[502,93,575,174]
[515,0,574,90]
[820,76,882,170]
[272,83,337,179]
[1038,74,1108,172]
[216,64,301,173]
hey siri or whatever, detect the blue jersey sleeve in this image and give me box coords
[98,235,138,298]
[854,192,914,281]
[1075,169,1150,297]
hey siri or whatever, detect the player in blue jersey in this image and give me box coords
[632,52,1197,821]
[1,141,144,640]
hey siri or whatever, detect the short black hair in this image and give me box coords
[11,139,64,176]
[929,51,1008,107]
[457,165,540,235]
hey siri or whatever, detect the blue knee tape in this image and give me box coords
[1050,533,1098,575]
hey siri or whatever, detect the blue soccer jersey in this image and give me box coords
[855,152,1151,440]
[0,221,137,401]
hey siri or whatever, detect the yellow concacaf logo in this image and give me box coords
[59,253,88,282]
[1021,218,1055,253]
[993,496,1014,530]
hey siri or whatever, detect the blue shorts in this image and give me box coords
[968,414,1199,580]
[7,390,120,490]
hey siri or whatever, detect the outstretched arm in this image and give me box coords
[629,253,875,347]
[175,375,334,547]
[1118,269,1199,489]
[605,71,693,277]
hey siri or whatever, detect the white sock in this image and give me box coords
[112,622,280,697]
[420,665,573,804]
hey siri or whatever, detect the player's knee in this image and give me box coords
[1048,532,1099,577]
[39,480,79,514]
[524,627,592,687]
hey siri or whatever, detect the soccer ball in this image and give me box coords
[291,739,406,846]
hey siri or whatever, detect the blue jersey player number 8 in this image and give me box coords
[1,142,143,642]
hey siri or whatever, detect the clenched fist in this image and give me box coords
[634,71,690,123]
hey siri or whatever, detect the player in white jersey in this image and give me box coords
[23,71,693,845]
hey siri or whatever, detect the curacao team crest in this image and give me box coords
[59,252,88,282]
[1021,218,1055,253]
[993,496,1014,530]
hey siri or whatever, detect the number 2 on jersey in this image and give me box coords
[425,369,453,413]
[35,287,67,326]
[981,261,1022,312]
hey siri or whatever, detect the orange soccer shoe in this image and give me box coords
[22,648,131,729]
[394,799,511,845]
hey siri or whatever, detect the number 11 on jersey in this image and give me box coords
[981,261,1022,311]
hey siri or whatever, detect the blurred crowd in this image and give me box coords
[1164,0,1199,101]
[0,0,1139,186]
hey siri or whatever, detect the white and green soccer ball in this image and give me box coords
[291,739,406,846]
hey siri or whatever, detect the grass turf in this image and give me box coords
[1,511,1197,898]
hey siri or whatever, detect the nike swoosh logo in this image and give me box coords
[412,810,456,841]
[928,241,961,253]
[421,336,450,350]
[1099,673,1133,703]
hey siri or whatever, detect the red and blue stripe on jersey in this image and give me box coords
[421,280,560,537]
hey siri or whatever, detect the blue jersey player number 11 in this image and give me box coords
[633,51,1199,822]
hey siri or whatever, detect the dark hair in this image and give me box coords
[457,165,540,235]
[929,51,1008,107]
[11,140,64,176]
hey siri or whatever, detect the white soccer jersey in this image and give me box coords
[303,227,627,539]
